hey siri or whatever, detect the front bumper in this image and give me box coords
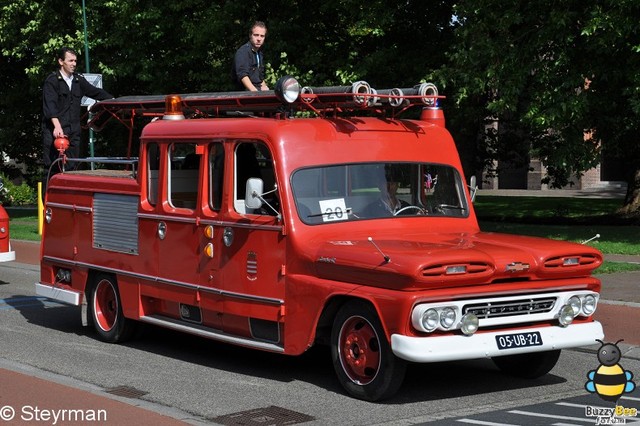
[391,321,603,363]
[0,246,15,262]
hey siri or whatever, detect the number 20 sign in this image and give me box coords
[318,198,349,222]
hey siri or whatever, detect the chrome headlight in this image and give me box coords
[439,307,457,329]
[582,294,597,315]
[421,308,439,332]
[567,296,581,317]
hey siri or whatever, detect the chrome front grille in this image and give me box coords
[463,297,556,319]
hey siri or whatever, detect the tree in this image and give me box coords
[1,0,454,182]
[436,0,640,215]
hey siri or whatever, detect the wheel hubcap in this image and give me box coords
[339,316,381,384]
[94,279,117,332]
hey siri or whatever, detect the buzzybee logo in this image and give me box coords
[586,339,636,402]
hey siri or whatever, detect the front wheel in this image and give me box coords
[492,349,561,379]
[87,273,136,343]
[331,300,406,401]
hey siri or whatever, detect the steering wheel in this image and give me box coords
[393,205,426,216]
[434,204,464,214]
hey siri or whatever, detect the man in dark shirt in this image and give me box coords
[41,47,112,171]
[232,21,269,91]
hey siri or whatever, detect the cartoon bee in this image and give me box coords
[586,339,636,402]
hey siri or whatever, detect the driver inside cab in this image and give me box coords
[363,167,410,217]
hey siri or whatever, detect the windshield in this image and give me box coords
[291,162,469,224]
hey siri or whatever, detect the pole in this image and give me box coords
[82,0,96,165]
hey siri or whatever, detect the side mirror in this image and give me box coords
[245,178,264,210]
[468,175,478,202]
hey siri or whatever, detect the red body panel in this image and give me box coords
[0,205,15,262]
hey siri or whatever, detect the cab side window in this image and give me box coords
[234,141,278,215]
[168,143,200,210]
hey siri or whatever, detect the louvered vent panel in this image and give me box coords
[544,254,599,268]
[422,262,490,277]
[93,193,139,254]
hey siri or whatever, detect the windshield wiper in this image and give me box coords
[306,208,358,219]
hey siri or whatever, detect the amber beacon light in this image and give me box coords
[164,95,185,120]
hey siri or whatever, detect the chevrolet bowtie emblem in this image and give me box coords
[506,262,530,272]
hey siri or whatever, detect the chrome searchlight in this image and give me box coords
[558,304,575,327]
[275,76,301,103]
[460,313,479,336]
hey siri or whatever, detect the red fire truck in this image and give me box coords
[36,77,604,401]
[0,178,16,262]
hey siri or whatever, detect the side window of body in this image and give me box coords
[147,142,160,207]
[209,143,224,211]
[168,142,200,210]
[234,141,278,215]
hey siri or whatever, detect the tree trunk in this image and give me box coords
[619,168,640,216]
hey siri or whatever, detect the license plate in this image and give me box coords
[495,331,543,350]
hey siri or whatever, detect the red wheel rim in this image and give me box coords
[338,316,381,385]
[94,279,118,332]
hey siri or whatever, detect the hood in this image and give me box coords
[312,231,602,290]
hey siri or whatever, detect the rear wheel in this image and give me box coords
[492,349,561,379]
[87,273,136,343]
[331,300,406,401]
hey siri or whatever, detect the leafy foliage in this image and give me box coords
[436,0,640,212]
[1,0,640,214]
[0,174,37,206]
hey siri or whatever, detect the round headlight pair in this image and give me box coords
[420,307,457,332]
[567,294,598,318]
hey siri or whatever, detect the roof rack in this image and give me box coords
[86,77,443,131]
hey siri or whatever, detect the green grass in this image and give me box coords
[474,195,640,254]
[475,195,640,274]
[595,262,640,274]
[473,195,626,222]
[477,222,640,255]
[4,207,40,241]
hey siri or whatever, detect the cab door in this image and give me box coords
[220,140,285,345]
[153,142,224,329]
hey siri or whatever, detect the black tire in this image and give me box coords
[87,273,136,343]
[492,349,561,379]
[331,300,406,401]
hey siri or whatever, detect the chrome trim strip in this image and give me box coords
[137,214,280,231]
[140,314,284,353]
[138,213,197,224]
[35,282,81,306]
[45,202,92,213]
[42,255,283,306]
[223,221,282,231]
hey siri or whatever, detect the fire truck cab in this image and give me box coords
[36,77,604,401]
